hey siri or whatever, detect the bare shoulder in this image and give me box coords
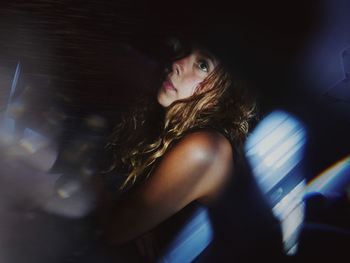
[170,130,234,164]
[163,130,234,204]
[101,130,235,245]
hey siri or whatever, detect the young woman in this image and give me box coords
[95,39,257,262]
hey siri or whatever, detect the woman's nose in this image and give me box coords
[172,56,189,76]
[172,61,182,76]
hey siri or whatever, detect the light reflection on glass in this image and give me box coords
[245,110,307,255]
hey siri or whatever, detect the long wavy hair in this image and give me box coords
[103,48,257,191]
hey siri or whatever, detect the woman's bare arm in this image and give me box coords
[99,130,234,246]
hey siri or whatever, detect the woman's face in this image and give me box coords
[157,49,219,107]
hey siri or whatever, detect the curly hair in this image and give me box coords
[103,58,257,190]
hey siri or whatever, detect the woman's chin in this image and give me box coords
[157,92,172,108]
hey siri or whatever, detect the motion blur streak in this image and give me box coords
[3,62,21,132]
[157,206,213,263]
[245,110,307,255]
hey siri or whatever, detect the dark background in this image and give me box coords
[1,0,347,176]
[0,0,324,147]
[0,1,349,262]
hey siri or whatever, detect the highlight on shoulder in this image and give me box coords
[168,130,235,204]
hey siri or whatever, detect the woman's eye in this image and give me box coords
[196,60,209,72]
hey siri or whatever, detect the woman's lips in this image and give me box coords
[162,79,177,91]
